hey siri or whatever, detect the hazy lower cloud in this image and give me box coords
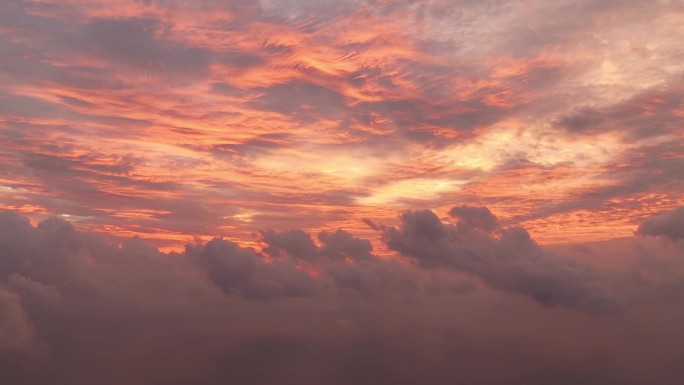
[0,209,683,384]
[637,206,684,242]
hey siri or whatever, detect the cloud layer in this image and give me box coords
[0,207,683,384]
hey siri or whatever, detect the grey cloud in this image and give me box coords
[249,80,349,121]
[215,50,266,69]
[0,48,124,91]
[143,0,261,18]
[362,217,379,231]
[1,211,684,384]
[0,288,43,354]
[448,205,499,232]
[319,229,373,261]
[0,209,426,308]
[262,228,375,263]
[323,256,421,297]
[637,206,684,242]
[0,12,129,90]
[259,227,428,296]
[0,212,33,281]
[261,229,321,261]
[87,18,211,78]
[6,273,63,311]
[191,237,318,299]
[0,92,149,146]
[351,94,511,144]
[556,81,684,138]
[382,207,623,313]
[21,152,135,176]
[0,4,124,91]
[210,82,244,96]
[58,95,95,108]
[0,93,69,120]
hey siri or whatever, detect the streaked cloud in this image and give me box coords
[2,0,682,247]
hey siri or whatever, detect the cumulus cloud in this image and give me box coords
[191,237,318,299]
[318,229,374,261]
[448,205,500,232]
[261,229,321,261]
[637,206,684,242]
[0,210,684,383]
[382,206,623,314]
[261,228,374,262]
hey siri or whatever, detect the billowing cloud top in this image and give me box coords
[1,207,684,384]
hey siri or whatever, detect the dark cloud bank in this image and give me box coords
[1,207,684,384]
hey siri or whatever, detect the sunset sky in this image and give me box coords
[1,1,684,384]
[2,0,682,250]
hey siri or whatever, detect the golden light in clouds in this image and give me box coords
[359,178,469,206]
[1,0,683,250]
[5,3,684,384]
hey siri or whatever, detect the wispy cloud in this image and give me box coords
[2,0,683,247]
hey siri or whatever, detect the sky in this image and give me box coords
[1,0,684,384]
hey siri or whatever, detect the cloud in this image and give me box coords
[318,229,374,261]
[191,237,318,299]
[261,229,321,261]
[0,210,683,383]
[381,206,623,313]
[86,17,211,78]
[555,81,684,138]
[261,228,374,262]
[1,0,682,250]
[249,80,349,121]
[259,227,421,295]
[0,288,43,354]
[512,137,684,229]
[1,0,684,382]
[637,206,684,242]
[448,205,499,232]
